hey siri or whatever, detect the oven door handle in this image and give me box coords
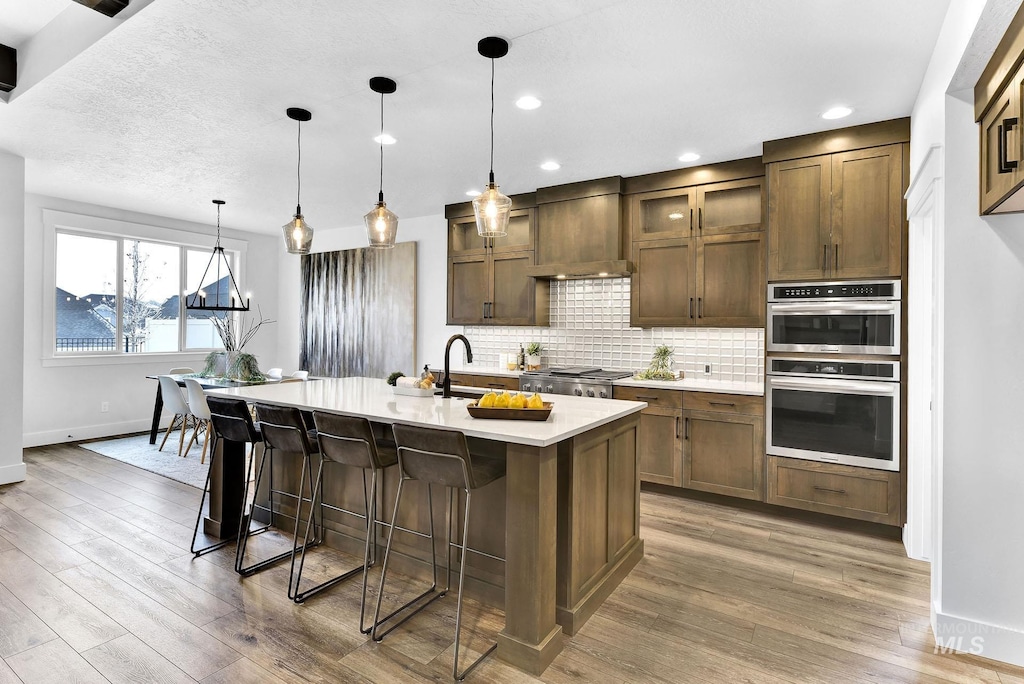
[769,377,899,395]
[768,302,897,312]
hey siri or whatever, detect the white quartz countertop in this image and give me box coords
[430,363,763,396]
[207,377,646,448]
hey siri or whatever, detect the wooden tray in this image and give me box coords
[466,401,553,421]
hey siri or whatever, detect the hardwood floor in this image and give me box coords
[1,443,1022,683]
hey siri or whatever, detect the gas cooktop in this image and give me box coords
[523,367,633,380]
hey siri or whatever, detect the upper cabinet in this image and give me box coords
[764,119,909,282]
[445,196,549,326]
[976,3,1024,214]
[627,164,766,328]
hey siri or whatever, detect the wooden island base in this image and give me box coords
[206,379,644,677]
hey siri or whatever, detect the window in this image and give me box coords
[52,226,243,356]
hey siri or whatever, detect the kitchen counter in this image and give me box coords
[430,363,764,396]
[206,376,644,676]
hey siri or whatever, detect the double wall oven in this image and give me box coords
[766,280,902,472]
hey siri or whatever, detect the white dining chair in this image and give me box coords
[169,367,195,375]
[158,375,191,458]
[290,370,309,380]
[183,378,212,463]
[266,367,283,380]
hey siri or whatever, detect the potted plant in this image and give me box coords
[634,345,677,381]
[202,309,274,381]
[525,342,543,371]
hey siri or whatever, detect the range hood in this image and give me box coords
[529,176,632,280]
[526,260,633,280]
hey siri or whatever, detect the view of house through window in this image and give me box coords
[54,231,236,354]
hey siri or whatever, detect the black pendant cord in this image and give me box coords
[214,202,221,247]
[379,91,385,202]
[489,57,495,183]
[296,120,302,216]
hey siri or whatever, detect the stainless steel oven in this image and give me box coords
[767,280,901,355]
[766,358,900,471]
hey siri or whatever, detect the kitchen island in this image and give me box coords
[207,377,646,675]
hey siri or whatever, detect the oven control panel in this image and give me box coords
[769,279,900,301]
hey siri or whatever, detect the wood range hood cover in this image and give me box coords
[527,176,633,279]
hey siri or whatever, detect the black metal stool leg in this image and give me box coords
[359,468,377,634]
[288,449,316,601]
[452,489,497,681]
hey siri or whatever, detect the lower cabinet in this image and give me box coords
[683,409,764,501]
[443,372,519,392]
[637,406,684,486]
[766,456,901,525]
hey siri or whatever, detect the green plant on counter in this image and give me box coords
[526,342,542,356]
[386,371,405,386]
[231,353,265,382]
[635,345,676,381]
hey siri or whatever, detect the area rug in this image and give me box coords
[80,433,210,489]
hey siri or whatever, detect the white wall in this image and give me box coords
[22,194,281,447]
[276,214,461,376]
[911,0,1024,665]
[0,151,26,484]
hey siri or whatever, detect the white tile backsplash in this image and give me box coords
[466,278,764,383]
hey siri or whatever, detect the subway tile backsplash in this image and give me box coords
[465,278,764,383]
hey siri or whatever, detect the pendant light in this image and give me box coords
[472,36,512,238]
[365,76,399,249]
[186,200,250,312]
[282,107,314,254]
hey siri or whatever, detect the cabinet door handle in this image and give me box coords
[635,395,659,401]
[834,244,840,271]
[698,207,703,232]
[708,401,735,407]
[489,302,493,319]
[482,302,487,319]
[698,297,703,318]
[684,417,690,440]
[689,209,694,234]
[487,383,505,388]
[689,297,694,319]
[999,117,1019,173]
[675,416,681,439]
[812,485,847,495]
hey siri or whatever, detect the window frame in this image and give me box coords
[43,209,248,366]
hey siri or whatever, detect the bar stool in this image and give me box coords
[288,413,398,622]
[235,404,320,579]
[191,396,262,558]
[371,423,506,681]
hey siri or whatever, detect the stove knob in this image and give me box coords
[600,390,608,398]
[586,389,595,397]
[574,388,583,396]
[545,385,554,393]
[522,383,532,392]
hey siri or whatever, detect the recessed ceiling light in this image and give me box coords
[540,160,561,171]
[678,152,701,163]
[374,133,397,145]
[516,95,542,110]
[821,106,852,120]
[466,189,481,197]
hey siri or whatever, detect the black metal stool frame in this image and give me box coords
[370,445,504,681]
[235,418,321,578]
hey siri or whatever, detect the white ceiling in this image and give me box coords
[0,0,68,47]
[0,0,951,237]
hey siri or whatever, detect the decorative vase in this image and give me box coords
[225,350,240,379]
[526,354,541,371]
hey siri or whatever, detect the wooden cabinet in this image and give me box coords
[443,372,519,391]
[766,456,900,525]
[766,133,906,281]
[682,392,764,501]
[629,176,765,328]
[446,205,549,326]
[975,4,1024,214]
[614,386,683,486]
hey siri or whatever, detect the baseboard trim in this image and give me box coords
[0,462,27,485]
[933,602,1024,667]
[23,419,153,448]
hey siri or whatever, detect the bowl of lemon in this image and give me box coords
[466,391,553,421]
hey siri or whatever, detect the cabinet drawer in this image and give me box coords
[613,386,683,409]
[766,457,900,525]
[447,374,519,391]
[684,392,763,416]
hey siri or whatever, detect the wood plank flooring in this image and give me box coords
[1,443,1022,683]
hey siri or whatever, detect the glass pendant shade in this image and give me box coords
[473,182,512,237]
[365,199,398,248]
[283,210,313,255]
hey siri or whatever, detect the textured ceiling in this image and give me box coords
[0,0,951,236]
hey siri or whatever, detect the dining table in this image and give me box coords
[145,374,275,444]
